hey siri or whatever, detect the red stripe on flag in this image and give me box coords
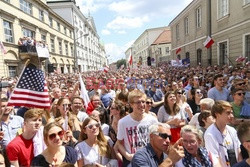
[11,90,49,98]
[9,97,50,103]
[7,103,50,109]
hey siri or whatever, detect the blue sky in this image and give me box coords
[75,0,193,63]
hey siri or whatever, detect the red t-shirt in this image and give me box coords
[6,135,34,166]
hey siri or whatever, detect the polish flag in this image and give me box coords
[128,50,133,65]
[203,36,214,48]
[176,48,181,54]
[0,41,7,54]
[236,56,246,62]
[104,66,109,73]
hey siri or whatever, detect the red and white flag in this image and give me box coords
[176,48,181,54]
[203,36,214,48]
[128,50,133,65]
[236,56,246,62]
[8,64,50,109]
[79,74,90,108]
[104,66,109,73]
[0,40,7,54]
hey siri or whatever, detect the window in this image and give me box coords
[69,30,72,38]
[184,17,189,35]
[219,41,228,65]
[41,34,46,42]
[165,47,170,55]
[64,27,67,35]
[22,28,34,38]
[49,17,53,27]
[4,0,10,3]
[65,43,68,56]
[50,38,55,52]
[244,0,250,5]
[176,24,180,40]
[20,0,32,14]
[196,7,202,28]
[58,41,62,54]
[57,22,60,31]
[197,49,202,65]
[9,66,17,77]
[245,34,250,60]
[3,20,13,43]
[218,0,229,19]
[186,52,190,59]
[39,10,44,21]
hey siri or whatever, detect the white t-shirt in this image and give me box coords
[157,106,186,128]
[75,138,115,166]
[204,124,241,167]
[117,114,158,154]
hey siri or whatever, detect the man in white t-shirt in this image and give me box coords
[116,89,158,166]
[204,100,242,167]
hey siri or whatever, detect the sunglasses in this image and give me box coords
[146,101,153,104]
[196,91,202,94]
[85,123,100,130]
[236,92,245,96]
[154,132,172,140]
[237,82,246,86]
[48,130,64,140]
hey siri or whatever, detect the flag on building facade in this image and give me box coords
[7,64,50,109]
[128,50,133,65]
[103,66,109,73]
[176,48,181,54]
[79,74,90,108]
[0,40,7,54]
[236,56,246,62]
[203,36,214,48]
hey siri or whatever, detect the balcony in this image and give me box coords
[18,43,49,61]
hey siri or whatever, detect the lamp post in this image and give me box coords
[74,32,89,72]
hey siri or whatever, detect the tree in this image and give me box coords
[116,59,127,69]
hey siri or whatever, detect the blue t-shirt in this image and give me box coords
[232,159,250,167]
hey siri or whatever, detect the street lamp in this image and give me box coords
[74,32,89,72]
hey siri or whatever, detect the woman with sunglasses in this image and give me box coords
[187,88,203,115]
[175,89,193,121]
[145,97,157,117]
[175,125,214,167]
[56,98,81,133]
[157,91,187,143]
[31,122,78,167]
[75,116,118,167]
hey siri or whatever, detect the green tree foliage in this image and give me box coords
[116,59,127,69]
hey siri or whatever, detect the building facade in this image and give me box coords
[126,27,168,67]
[47,0,107,72]
[170,0,250,66]
[0,0,75,77]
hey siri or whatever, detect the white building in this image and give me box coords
[47,0,107,72]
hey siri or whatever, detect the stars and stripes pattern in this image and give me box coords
[7,64,50,109]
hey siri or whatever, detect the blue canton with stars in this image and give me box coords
[17,65,45,92]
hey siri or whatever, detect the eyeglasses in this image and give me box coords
[236,92,245,96]
[133,101,146,105]
[146,101,153,105]
[237,82,246,86]
[183,139,197,145]
[48,130,64,140]
[85,123,100,130]
[154,132,172,140]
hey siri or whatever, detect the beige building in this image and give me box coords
[0,0,74,77]
[125,27,169,67]
[169,0,250,66]
[150,29,171,66]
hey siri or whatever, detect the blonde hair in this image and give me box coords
[181,125,203,142]
[128,89,146,103]
[24,108,43,121]
[79,116,112,158]
[211,100,231,118]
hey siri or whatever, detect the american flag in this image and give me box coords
[7,64,50,109]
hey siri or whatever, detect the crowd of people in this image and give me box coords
[0,63,250,167]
